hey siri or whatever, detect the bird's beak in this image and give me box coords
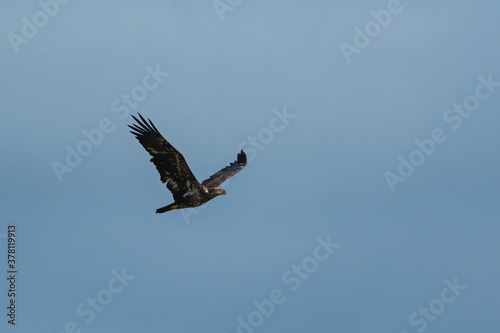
[218,189,226,195]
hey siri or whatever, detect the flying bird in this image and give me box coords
[128,113,247,213]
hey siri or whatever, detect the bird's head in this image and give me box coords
[207,188,226,198]
[201,185,227,199]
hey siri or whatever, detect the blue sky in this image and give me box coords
[1,1,499,332]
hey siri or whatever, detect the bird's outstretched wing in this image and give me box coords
[128,113,200,199]
[201,150,247,188]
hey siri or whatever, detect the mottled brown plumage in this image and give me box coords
[128,113,247,213]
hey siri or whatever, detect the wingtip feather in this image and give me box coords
[238,149,247,165]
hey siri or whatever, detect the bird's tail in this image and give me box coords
[156,203,179,214]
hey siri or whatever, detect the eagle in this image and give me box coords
[128,113,247,213]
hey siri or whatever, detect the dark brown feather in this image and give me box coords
[128,113,200,200]
[201,150,247,188]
